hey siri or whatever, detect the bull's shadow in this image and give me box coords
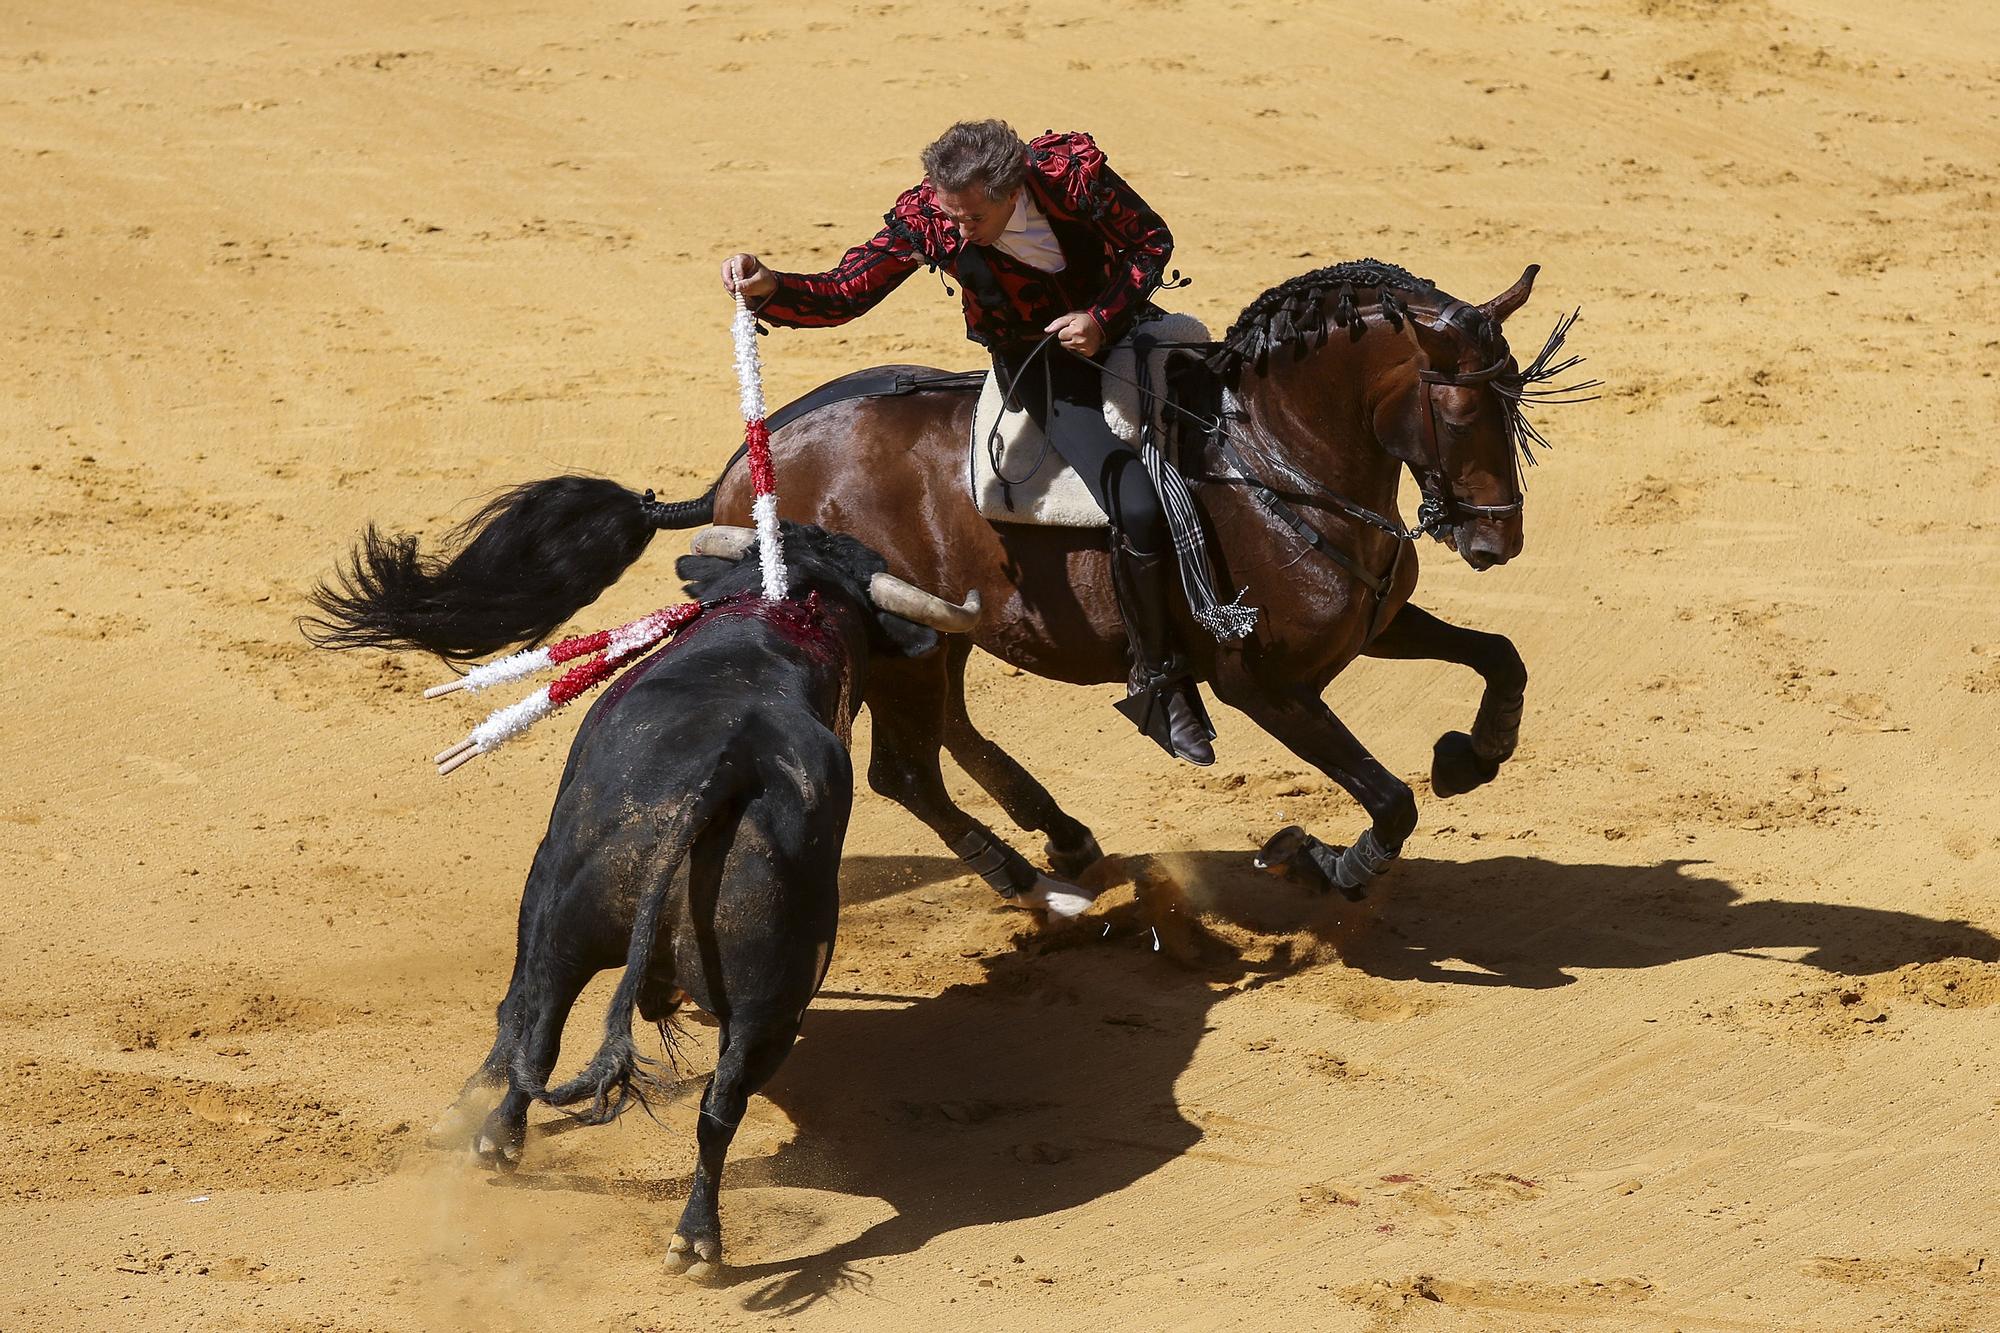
[722,897,1274,1313]
[1168,848,2000,990]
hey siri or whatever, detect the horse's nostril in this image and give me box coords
[1462,539,1503,571]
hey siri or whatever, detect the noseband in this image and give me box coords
[1407,303,1525,534]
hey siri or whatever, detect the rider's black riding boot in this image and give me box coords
[1110,535,1216,767]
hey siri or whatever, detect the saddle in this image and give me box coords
[969,310,1213,528]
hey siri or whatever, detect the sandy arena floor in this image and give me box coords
[4,1,1997,1328]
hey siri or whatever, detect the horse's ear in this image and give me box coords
[1479,264,1540,325]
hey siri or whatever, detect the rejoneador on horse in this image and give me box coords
[725,119,1222,766]
[307,117,1593,914]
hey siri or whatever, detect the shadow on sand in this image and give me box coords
[491,848,1997,1311]
[1203,850,1999,990]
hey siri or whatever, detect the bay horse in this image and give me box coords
[308,258,1590,904]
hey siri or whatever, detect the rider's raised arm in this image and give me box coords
[755,189,927,328]
[1037,132,1174,341]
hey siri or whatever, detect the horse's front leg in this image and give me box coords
[1212,679,1416,902]
[1363,603,1526,798]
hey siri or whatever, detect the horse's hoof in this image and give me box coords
[1011,875,1095,920]
[1254,825,1314,875]
[1255,827,1367,901]
[1431,731,1500,799]
[1044,832,1105,881]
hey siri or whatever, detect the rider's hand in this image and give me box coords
[721,253,778,300]
[1045,310,1104,358]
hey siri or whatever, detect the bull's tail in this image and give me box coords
[301,472,721,663]
[531,762,733,1124]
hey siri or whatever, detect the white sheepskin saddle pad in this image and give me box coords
[968,310,1211,528]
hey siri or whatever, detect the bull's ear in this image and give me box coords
[674,554,736,588]
[874,610,941,658]
[1478,263,1540,325]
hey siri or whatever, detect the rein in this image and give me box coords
[1079,346,1446,546]
[1078,303,1545,635]
[1097,294,1539,559]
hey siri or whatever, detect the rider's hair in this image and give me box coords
[921,120,1027,200]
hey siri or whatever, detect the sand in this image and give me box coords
[4,1,1997,1328]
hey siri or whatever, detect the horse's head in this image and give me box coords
[1213,258,1596,576]
[1370,265,1549,571]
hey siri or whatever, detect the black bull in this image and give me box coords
[455,525,971,1277]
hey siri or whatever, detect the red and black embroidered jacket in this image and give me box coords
[754,131,1173,356]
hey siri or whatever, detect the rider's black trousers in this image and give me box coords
[992,345,1169,554]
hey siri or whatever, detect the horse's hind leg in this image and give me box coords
[865,652,1092,914]
[1364,603,1527,798]
[938,637,1103,878]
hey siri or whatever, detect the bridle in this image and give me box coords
[1404,302,1526,535]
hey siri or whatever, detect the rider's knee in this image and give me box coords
[1111,477,1169,553]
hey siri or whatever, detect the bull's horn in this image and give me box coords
[689,526,758,558]
[869,573,982,633]
[1478,263,1540,324]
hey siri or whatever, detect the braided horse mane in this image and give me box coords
[1206,257,1595,463]
[1208,258,1470,383]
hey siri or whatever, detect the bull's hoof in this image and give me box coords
[1044,831,1105,881]
[667,1233,722,1283]
[1431,730,1500,799]
[471,1113,525,1172]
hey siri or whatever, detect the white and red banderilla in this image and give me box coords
[426,296,787,776]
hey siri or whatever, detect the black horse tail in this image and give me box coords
[302,473,720,662]
[532,764,731,1124]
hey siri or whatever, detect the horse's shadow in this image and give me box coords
[1209,851,1997,990]
[839,848,2000,989]
[495,849,1997,1313]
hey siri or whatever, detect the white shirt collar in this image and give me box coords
[1003,189,1031,233]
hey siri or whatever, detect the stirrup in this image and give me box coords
[1115,672,1216,766]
